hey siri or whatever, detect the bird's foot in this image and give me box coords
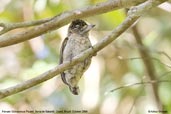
[90,46,97,56]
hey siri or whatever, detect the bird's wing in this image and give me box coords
[59,37,69,85]
[59,37,68,64]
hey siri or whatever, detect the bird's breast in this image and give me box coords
[63,34,92,61]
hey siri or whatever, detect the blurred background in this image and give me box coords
[0,0,171,114]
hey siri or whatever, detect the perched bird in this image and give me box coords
[59,19,95,95]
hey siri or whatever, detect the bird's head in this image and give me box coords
[68,19,95,35]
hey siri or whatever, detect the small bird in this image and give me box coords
[59,19,95,95]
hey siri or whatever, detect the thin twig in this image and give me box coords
[121,56,171,68]
[0,18,51,35]
[120,56,171,79]
[127,81,145,114]
[158,71,171,79]
[110,80,171,92]
[156,51,171,62]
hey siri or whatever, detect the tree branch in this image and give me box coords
[110,80,171,92]
[0,18,51,35]
[130,57,171,68]
[0,0,147,47]
[0,0,165,99]
[132,17,162,109]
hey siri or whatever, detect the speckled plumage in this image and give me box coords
[59,19,95,95]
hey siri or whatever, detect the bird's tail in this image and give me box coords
[69,86,80,95]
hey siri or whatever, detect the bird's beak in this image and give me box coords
[82,24,95,34]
